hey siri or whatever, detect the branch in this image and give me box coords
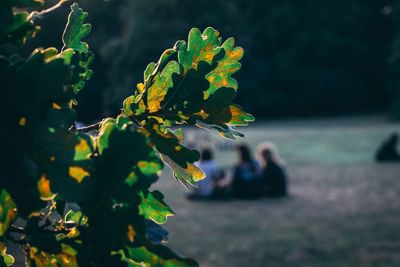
[10,224,25,234]
[28,0,69,21]
[75,121,102,132]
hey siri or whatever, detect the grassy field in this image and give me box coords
[153,116,400,267]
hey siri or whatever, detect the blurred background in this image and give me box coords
[20,0,400,266]
[18,0,400,122]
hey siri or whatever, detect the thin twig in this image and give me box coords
[10,225,25,234]
[76,121,102,132]
[28,0,69,21]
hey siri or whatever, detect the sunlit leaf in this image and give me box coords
[161,155,205,189]
[143,120,200,168]
[204,37,244,97]
[160,61,214,116]
[37,175,55,200]
[29,244,78,267]
[140,120,205,186]
[147,61,180,113]
[227,104,255,126]
[62,3,91,53]
[0,242,14,267]
[117,243,198,267]
[68,166,90,183]
[177,27,222,73]
[0,190,16,237]
[139,190,174,224]
[65,210,88,226]
[72,52,94,93]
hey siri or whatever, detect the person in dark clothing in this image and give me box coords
[257,142,288,197]
[375,133,400,162]
[231,144,262,199]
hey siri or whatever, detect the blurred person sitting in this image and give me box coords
[188,148,223,200]
[231,144,262,199]
[375,133,400,162]
[257,142,288,197]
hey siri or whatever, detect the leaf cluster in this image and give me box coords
[0,1,253,266]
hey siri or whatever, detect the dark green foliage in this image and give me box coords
[0,0,42,45]
[388,1,400,119]
[0,1,252,266]
[81,0,393,120]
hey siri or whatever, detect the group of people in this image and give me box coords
[189,142,288,200]
[186,131,399,200]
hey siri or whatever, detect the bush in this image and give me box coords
[0,1,253,266]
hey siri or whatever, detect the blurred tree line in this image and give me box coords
[5,0,400,122]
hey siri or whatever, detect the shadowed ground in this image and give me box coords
[154,116,400,267]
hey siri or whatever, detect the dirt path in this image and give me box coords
[156,162,400,267]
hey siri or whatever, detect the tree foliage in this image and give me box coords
[0,1,253,266]
[388,1,400,119]
[85,0,393,121]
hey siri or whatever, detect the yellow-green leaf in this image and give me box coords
[0,190,16,237]
[205,37,244,98]
[139,190,174,224]
[0,242,14,266]
[177,27,222,73]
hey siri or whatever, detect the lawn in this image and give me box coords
[153,116,400,267]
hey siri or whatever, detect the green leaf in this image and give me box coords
[29,244,78,267]
[141,119,205,187]
[227,104,255,126]
[73,133,94,162]
[146,61,180,113]
[160,60,214,116]
[62,3,91,53]
[143,120,200,167]
[144,48,177,86]
[0,243,14,267]
[199,88,254,138]
[97,118,115,155]
[139,191,174,224]
[65,210,88,226]
[72,51,94,93]
[117,243,198,267]
[161,155,205,189]
[204,37,244,97]
[177,27,223,73]
[0,190,16,237]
